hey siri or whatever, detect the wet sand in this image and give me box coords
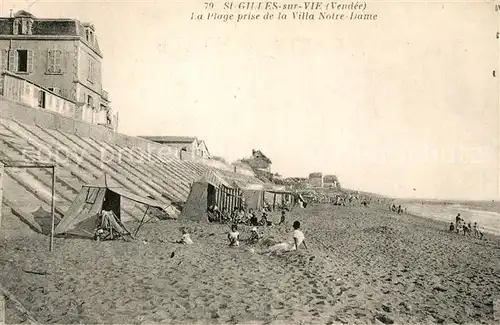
[1,203,499,324]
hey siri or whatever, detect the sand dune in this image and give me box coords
[1,203,499,324]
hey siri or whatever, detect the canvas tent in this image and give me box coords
[54,175,173,238]
[181,171,243,222]
[231,181,299,212]
[231,181,264,211]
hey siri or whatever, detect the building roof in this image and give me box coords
[13,10,35,18]
[139,136,198,144]
[251,149,272,164]
[0,11,101,54]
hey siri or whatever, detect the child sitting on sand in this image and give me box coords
[175,228,193,245]
[449,222,455,232]
[260,212,269,226]
[247,227,260,244]
[249,212,259,226]
[279,210,286,225]
[228,224,240,247]
[258,221,308,254]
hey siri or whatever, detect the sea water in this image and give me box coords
[405,203,500,236]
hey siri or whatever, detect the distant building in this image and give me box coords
[241,149,272,172]
[323,175,339,188]
[308,172,323,188]
[0,10,116,129]
[139,136,210,159]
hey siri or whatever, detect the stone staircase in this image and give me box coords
[0,117,262,233]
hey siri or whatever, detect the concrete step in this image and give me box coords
[3,174,51,213]
[64,133,165,200]
[9,121,96,185]
[0,205,39,238]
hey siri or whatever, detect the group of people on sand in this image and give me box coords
[390,204,406,214]
[176,209,308,254]
[227,219,308,254]
[207,205,287,227]
[450,213,484,239]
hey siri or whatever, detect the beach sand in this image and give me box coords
[1,203,499,324]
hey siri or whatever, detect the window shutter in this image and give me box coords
[62,51,69,73]
[54,50,62,73]
[8,50,17,72]
[13,20,19,35]
[1,49,7,70]
[27,50,34,73]
[87,59,93,82]
[46,49,53,73]
[21,20,27,34]
[94,64,99,84]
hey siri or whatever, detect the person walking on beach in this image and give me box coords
[228,224,240,247]
[466,222,472,236]
[473,222,484,239]
[455,214,461,234]
[462,222,469,236]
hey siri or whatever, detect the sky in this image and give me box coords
[3,0,499,200]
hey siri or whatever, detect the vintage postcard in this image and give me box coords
[0,0,499,324]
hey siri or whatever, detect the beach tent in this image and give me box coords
[231,181,264,211]
[181,171,242,222]
[231,181,300,211]
[54,174,172,238]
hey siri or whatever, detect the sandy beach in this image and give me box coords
[1,203,499,324]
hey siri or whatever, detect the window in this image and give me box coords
[46,49,62,74]
[37,90,45,108]
[11,49,33,73]
[87,95,93,108]
[87,58,94,83]
[17,50,28,72]
[13,20,19,35]
[85,188,99,204]
[1,49,7,70]
[85,29,89,41]
[48,87,60,95]
[21,20,27,34]
[13,19,32,35]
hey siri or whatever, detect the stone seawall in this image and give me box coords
[0,95,253,175]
